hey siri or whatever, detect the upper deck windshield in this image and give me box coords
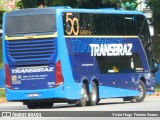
[5,9,56,37]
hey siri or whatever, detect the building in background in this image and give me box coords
[137,0,146,12]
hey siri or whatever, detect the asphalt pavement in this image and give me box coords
[0,96,160,120]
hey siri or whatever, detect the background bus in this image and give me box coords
[2,7,158,109]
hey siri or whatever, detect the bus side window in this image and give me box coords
[136,15,150,38]
[114,15,125,35]
[136,15,144,36]
[136,15,151,49]
[80,13,90,30]
[93,14,105,35]
[92,14,113,35]
[96,53,143,74]
[124,15,137,35]
[136,15,153,68]
[104,14,114,35]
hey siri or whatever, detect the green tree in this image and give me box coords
[16,0,121,9]
[146,0,160,35]
[78,0,120,8]
[16,0,78,8]
[146,0,160,60]
[121,0,141,10]
[16,0,39,8]
[16,0,144,9]
[51,0,78,7]
[0,10,5,26]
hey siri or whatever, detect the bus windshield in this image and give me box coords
[5,14,56,37]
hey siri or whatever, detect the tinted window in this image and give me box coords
[63,13,114,36]
[93,14,113,35]
[104,15,114,35]
[93,14,104,35]
[136,15,151,48]
[96,53,143,74]
[63,12,149,37]
[6,14,56,36]
[124,15,137,35]
[136,15,150,37]
[114,15,125,35]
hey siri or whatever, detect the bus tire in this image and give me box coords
[88,82,98,106]
[27,102,53,109]
[38,102,53,108]
[27,104,37,109]
[134,80,146,102]
[97,99,101,104]
[123,80,146,103]
[76,83,88,107]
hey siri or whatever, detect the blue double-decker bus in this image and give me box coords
[2,7,158,108]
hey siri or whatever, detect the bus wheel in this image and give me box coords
[97,99,101,104]
[39,102,53,108]
[45,102,53,108]
[27,104,37,109]
[27,102,53,109]
[123,81,146,103]
[38,102,53,108]
[88,82,98,106]
[134,80,146,102]
[76,83,88,107]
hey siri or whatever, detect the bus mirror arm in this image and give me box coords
[151,59,159,73]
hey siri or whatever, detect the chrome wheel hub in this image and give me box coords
[139,85,143,98]
[92,87,97,101]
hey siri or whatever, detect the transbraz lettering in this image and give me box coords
[90,43,132,56]
[12,67,54,74]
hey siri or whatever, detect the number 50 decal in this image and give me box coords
[66,13,79,36]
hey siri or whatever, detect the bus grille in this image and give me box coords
[6,38,56,66]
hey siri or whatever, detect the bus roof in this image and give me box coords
[6,6,144,16]
[53,7,144,15]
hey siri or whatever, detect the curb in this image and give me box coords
[148,92,160,96]
[0,97,7,103]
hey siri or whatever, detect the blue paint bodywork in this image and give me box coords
[0,68,4,87]
[2,7,155,102]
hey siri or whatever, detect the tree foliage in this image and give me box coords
[77,0,119,8]
[16,0,141,10]
[16,0,79,8]
[0,10,5,26]
[16,0,121,8]
[16,0,40,8]
[146,0,160,35]
[121,0,141,10]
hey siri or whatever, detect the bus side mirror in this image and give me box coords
[151,59,158,73]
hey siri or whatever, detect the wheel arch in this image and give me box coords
[81,78,89,94]
[90,78,99,99]
[140,77,146,85]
